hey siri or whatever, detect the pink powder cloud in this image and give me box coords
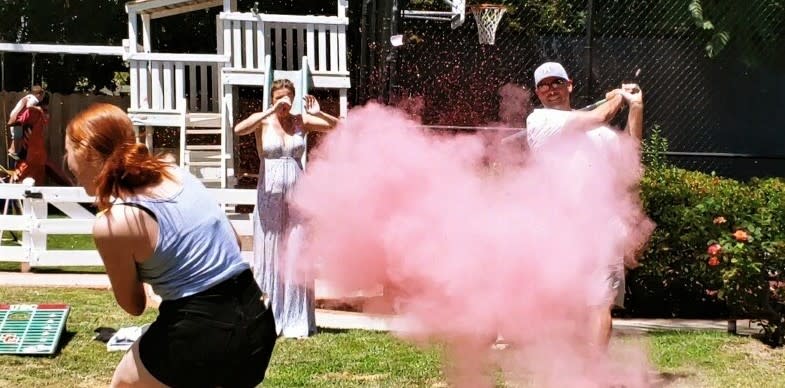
[289,103,655,387]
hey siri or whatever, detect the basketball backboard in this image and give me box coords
[401,0,466,30]
[450,0,466,29]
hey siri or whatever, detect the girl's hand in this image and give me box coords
[274,96,292,113]
[303,95,321,115]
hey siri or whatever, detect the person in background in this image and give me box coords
[8,86,48,184]
[7,85,45,164]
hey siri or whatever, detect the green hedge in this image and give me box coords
[627,129,785,346]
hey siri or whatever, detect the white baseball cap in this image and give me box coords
[534,62,570,86]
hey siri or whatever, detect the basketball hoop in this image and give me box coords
[470,4,506,45]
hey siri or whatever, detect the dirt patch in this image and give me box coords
[731,340,785,367]
[607,334,703,388]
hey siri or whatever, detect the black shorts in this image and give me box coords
[139,269,278,388]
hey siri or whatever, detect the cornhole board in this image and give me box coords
[0,304,70,355]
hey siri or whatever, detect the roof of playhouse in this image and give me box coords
[125,0,223,18]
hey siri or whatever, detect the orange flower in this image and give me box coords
[708,256,720,267]
[713,216,727,225]
[707,243,722,256]
[733,230,749,242]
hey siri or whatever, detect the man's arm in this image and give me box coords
[621,84,644,141]
[625,104,643,141]
[586,91,625,123]
[565,92,625,130]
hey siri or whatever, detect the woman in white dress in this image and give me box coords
[235,80,340,338]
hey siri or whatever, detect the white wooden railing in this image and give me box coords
[126,12,349,115]
[128,53,229,113]
[0,180,255,268]
[219,12,349,75]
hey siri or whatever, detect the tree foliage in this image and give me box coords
[0,0,127,93]
[688,0,785,66]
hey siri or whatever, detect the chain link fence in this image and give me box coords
[381,0,785,179]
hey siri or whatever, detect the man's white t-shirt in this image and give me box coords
[524,109,630,306]
[525,108,620,152]
[525,108,570,151]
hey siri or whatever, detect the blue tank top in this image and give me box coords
[121,168,249,301]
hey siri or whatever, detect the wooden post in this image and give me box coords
[216,15,224,55]
[222,84,236,188]
[145,126,153,151]
[20,178,47,272]
[339,89,348,118]
[338,0,348,18]
[223,0,237,12]
[128,12,138,55]
[141,14,152,53]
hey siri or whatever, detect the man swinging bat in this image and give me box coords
[523,61,645,351]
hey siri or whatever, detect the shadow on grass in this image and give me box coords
[26,267,106,275]
[315,327,353,335]
[650,371,693,387]
[56,330,77,355]
[0,262,105,274]
[14,330,77,358]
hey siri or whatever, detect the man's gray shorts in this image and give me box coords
[608,265,625,309]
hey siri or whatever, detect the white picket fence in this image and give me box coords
[0,180,256,269]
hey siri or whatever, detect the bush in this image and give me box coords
[629,128,785,346]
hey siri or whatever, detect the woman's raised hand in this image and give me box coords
[303,95,321,115]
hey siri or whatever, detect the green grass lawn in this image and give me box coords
[1,287,784,387]
[0,287,444,388]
